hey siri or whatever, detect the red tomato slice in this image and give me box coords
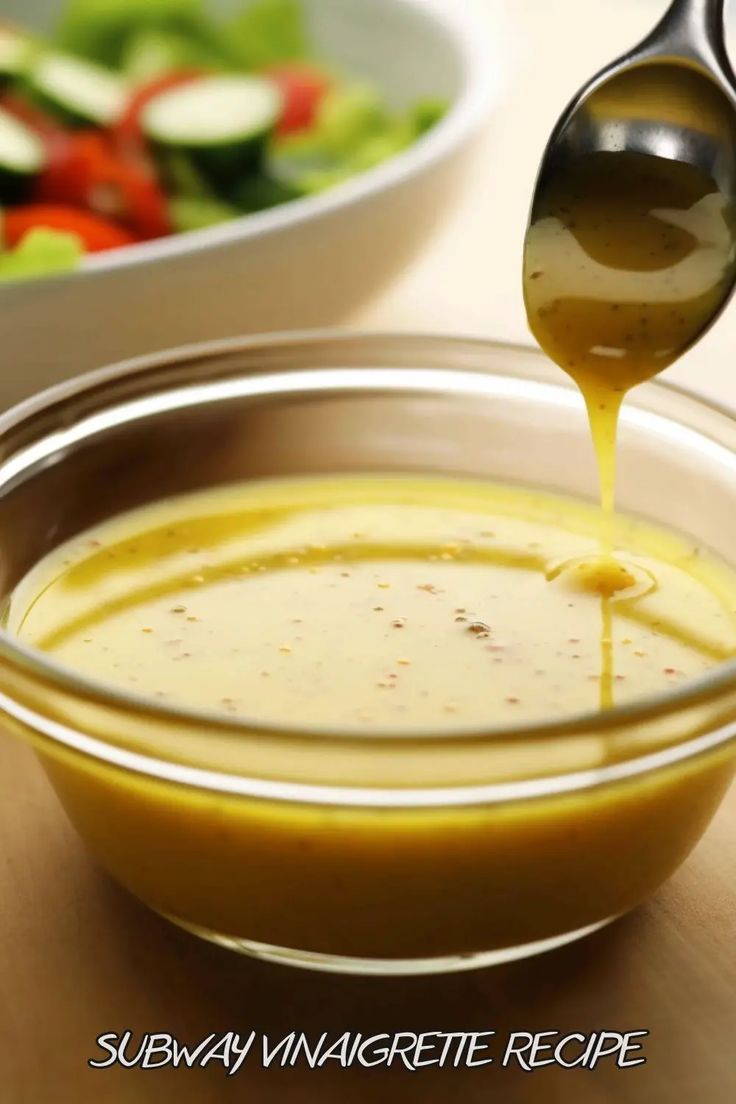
[264,64,331,135]
[35,132,171,240]
[4,205,137,253]
[93,143,171,240]
[34,130,98,207]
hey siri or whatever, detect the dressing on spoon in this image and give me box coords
[524,148,735,707]
[524,150,735,514]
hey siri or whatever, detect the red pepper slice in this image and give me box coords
[33,130,96,207]
[4,205,137,253]
[0,92,64,141]
[34,131,171,240]
[264,64,331,135]
[94,142,171,239]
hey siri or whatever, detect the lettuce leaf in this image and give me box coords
[229,0,307,69]
[169,195,240,232]
[56,0,234,69]
[270,85,446,195]
[314,85,390,156]
[122,28,233,80]
[411,97,448,135]
[0,227,83,283]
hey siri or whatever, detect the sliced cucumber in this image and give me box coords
[28,52,128,127]
[143,75,281,186]
[0,27,34,83]
[231,171,301,211]
[0,106,46,203]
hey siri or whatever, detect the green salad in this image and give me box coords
[0,0,447,281]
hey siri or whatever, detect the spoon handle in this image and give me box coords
[658,0,727,57]
[636,0,736,87]
[668,0,725,18]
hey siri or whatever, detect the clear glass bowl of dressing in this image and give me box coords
[0,331,734,976]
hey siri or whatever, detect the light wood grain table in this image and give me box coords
[1,733,734,1102]
[1,2,735,1100]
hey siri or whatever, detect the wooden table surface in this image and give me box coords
[1,2,735,1101]
[1,734,734,1103]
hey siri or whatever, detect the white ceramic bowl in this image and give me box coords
[0,0,498,405]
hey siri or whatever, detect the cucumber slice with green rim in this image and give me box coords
[230,171,301,211]
[0,27,34,82]
[0,105,45,203]
[28,52,128,127]
[143,75,281,186]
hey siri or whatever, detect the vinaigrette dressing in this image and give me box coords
[524,151,735,511]
[524,149,736,702]
[11,475,736,729]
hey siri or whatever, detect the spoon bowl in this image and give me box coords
[534,60,736,214]
[531,0,736,206]
[524,0,736,408]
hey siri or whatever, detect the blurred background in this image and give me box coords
[6,0,736,406]
[366,0,736,403]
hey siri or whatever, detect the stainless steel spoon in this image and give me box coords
[530,0,736,203]
[525,0,736,349]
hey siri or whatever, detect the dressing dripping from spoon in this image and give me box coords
[523,0,736,705]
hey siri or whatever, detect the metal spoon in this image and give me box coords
[530,0,736,204]
[524,0,736,360]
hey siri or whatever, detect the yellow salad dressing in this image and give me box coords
[8,475,736,961]
[11,475,736,727]
[524,150,734,514]
[524,148,736,704]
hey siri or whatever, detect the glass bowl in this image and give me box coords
[0,331,734,976]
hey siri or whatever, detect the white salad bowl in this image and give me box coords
[0,0,499,405]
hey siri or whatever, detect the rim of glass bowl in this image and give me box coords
[1,329,736,804]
